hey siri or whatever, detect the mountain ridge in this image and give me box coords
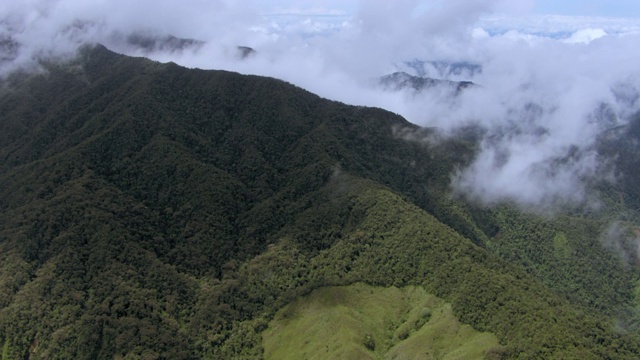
[379,71,474,93]
[0,44,639,359]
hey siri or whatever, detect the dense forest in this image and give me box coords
[1,44,640,359]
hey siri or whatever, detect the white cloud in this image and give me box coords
[564,28,607,43]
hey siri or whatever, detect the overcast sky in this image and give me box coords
[255,0,640,17]
[534,0,640,17]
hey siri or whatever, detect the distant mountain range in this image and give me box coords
[402,60,482,80]
[379,71,474,93]
[118,33,205,53]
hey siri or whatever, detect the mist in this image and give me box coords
[2,0,640,209]
[602,221,640,267]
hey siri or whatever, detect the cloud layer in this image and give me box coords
[2,0,640,209]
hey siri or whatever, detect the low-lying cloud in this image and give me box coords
[2,0,640,210]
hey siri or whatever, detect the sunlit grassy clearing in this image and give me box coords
[263,282,501,359]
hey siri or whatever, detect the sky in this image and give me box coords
[533,0,640,17]
[1,0,640,210]
[255,0,640,18]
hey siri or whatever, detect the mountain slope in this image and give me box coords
[0,45,639,359]
[263,283,501,359]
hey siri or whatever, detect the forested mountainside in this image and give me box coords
[1,44,640,359]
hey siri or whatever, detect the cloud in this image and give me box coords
[564,28,607,43]
[429,32,639,208]
[602,222,640,267]
[0,0,259,71]
[2,0,640,210]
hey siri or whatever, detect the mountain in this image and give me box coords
[379,71,474,93]
[236,46,256,59]
[0,35,19,66]
[403,60,483,80]
[0,25,205,76]
[120,33,205,53]
[1,44,640,359]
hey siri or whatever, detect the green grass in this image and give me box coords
[553,232,571,259]
[2,338,10,360]
[262,282,501,360]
